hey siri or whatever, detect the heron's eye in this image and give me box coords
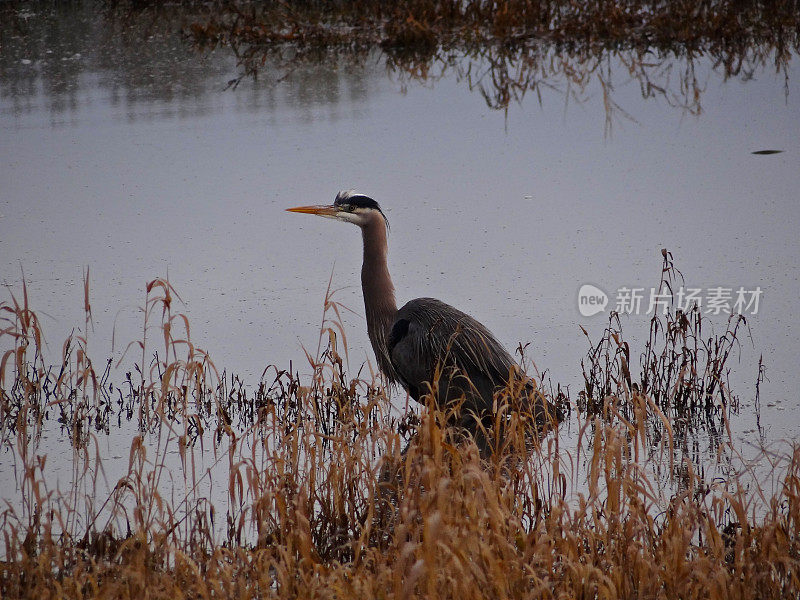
[341,204,354,212]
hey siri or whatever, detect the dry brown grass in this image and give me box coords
[1,266,799,599]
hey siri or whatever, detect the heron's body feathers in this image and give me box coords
[389,298,513,405]
[387,297,561,428]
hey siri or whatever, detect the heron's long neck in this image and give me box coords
[360,219,398,381]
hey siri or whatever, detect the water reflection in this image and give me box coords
[2,1,796,129]
[1,3,210,120]
[0,3,378,123]
[185,0,798,130]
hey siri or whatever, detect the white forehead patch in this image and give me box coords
[335,189,360,203]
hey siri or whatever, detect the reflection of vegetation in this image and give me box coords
[3,1,797,125]
[0,2,227,119]
[181,0,799,126]
[0,2,381,120]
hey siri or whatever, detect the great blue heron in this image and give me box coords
[287,190,562,449]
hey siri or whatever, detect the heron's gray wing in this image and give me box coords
[387,297,517,406]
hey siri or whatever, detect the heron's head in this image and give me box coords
[286,190,389,230]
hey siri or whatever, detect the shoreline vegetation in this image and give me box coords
[179,0,800,68]
[1,250,798,598]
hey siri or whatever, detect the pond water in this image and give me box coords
[1,0,798,461]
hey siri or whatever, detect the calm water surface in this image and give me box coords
[2,5,799,455]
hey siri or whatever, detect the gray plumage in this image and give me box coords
[287,191,563,444]
[389,298,515,408]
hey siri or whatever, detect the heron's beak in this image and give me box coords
[286,204,339,218]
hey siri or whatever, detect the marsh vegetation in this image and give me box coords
[1,252,798,598]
